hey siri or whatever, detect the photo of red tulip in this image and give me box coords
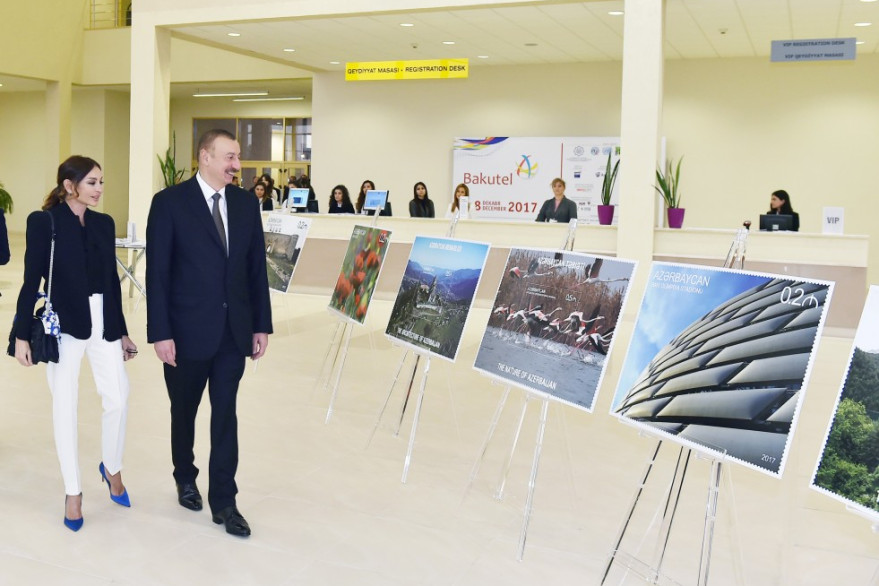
[328,225,392,324]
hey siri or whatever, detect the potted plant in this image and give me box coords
[655,156,685,228]
[597,150,619,225]
[0,181,12,215]
[157,131,186,188]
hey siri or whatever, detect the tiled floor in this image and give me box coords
[0,232,877,585]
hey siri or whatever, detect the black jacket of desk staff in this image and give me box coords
[145,176,272,360]
[14,204,127,341]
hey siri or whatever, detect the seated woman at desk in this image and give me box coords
[254,182,274,211]
[536,178,578,223]
[445,183,470,218]
[408,182,435,218]
[767,189,799,232]
[327,184,355,214]
[354,179,374,214]
[355,179,392,216]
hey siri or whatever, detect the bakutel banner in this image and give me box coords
[452,137,620,223]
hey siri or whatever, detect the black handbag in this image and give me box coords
[6,211,60,364]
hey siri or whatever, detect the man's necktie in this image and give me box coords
[211,193,228,255]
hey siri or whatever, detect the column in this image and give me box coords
[128,18,171,233]
[617,0,665,262]
[45,76,72,186]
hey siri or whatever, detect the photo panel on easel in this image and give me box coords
[263,213,312,293]
[812,285,879,516]
[611,262,833,477]
[328,225,392,324]
[473,248,636,412]
[385,236,490,361]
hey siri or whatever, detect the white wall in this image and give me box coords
[311,62,624,213]
[0,89,130,235]
[0,92,49,234]
[663,56,879,236]
[5,51,879,282]
[312,56,879,283]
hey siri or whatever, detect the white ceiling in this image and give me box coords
[168,0,879,73]
[1,0,876,96]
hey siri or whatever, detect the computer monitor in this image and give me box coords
[363,189,389,211]
[760,214,794,232]
[285,188,310,209]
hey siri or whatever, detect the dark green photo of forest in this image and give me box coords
[814,348,879,511]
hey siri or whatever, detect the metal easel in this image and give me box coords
[466,219,578,560]
[322,204,389,422]
[599,225,751,585]
[366,207,463,482]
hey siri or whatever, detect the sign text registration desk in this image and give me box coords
[282,215,867,330]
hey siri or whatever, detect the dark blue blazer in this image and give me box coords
[14,203,127,341]
[0,209,9,265]
[146,177,272,360]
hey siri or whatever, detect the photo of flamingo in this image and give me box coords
[328,225,392,324]
[386,236,490,361]
[473,248,636,412]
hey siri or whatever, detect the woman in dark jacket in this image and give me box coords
[536,177,578,223]
[255,182,274,211]
[767,189,800,232]
[327,184,355,214]
[13,156,137,532]
[408,182,435,218]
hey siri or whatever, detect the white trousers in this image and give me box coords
[46,294,129,495]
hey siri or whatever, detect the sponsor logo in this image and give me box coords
[516,155,539,178]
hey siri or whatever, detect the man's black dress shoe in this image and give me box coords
[212,506,251,537]
[176,483,203,511]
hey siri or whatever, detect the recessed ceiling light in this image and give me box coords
[232,96,304,102]
[857,40,865,44]
[0,83,4,87]
[477,55,489,59]
[854,22,872,27]
[608,11,624,16]
[329,61,340,65]
[283,48,295,52]
[524,42,538,47]
[227,32,240,37]
[400,23,414,27]
[442,41,455,45]
[860,0,878,3]
[193,91,268,98]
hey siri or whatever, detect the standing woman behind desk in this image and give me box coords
[13,155,137,532]
[408,182,435,218]
[328,184,355,214]
[767,189,800,232]
[536,177,578,223]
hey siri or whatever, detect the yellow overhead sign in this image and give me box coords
[345,59,469,81]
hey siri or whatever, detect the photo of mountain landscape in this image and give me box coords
[385,236,490,361]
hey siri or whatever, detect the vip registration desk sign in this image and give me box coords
[346,59,469,81]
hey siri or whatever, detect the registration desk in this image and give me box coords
[281,214,867,332]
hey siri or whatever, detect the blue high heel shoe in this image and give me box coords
[99,462,131,507]
[64,494,83,532]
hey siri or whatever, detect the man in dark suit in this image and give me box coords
[146,129,272,537]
